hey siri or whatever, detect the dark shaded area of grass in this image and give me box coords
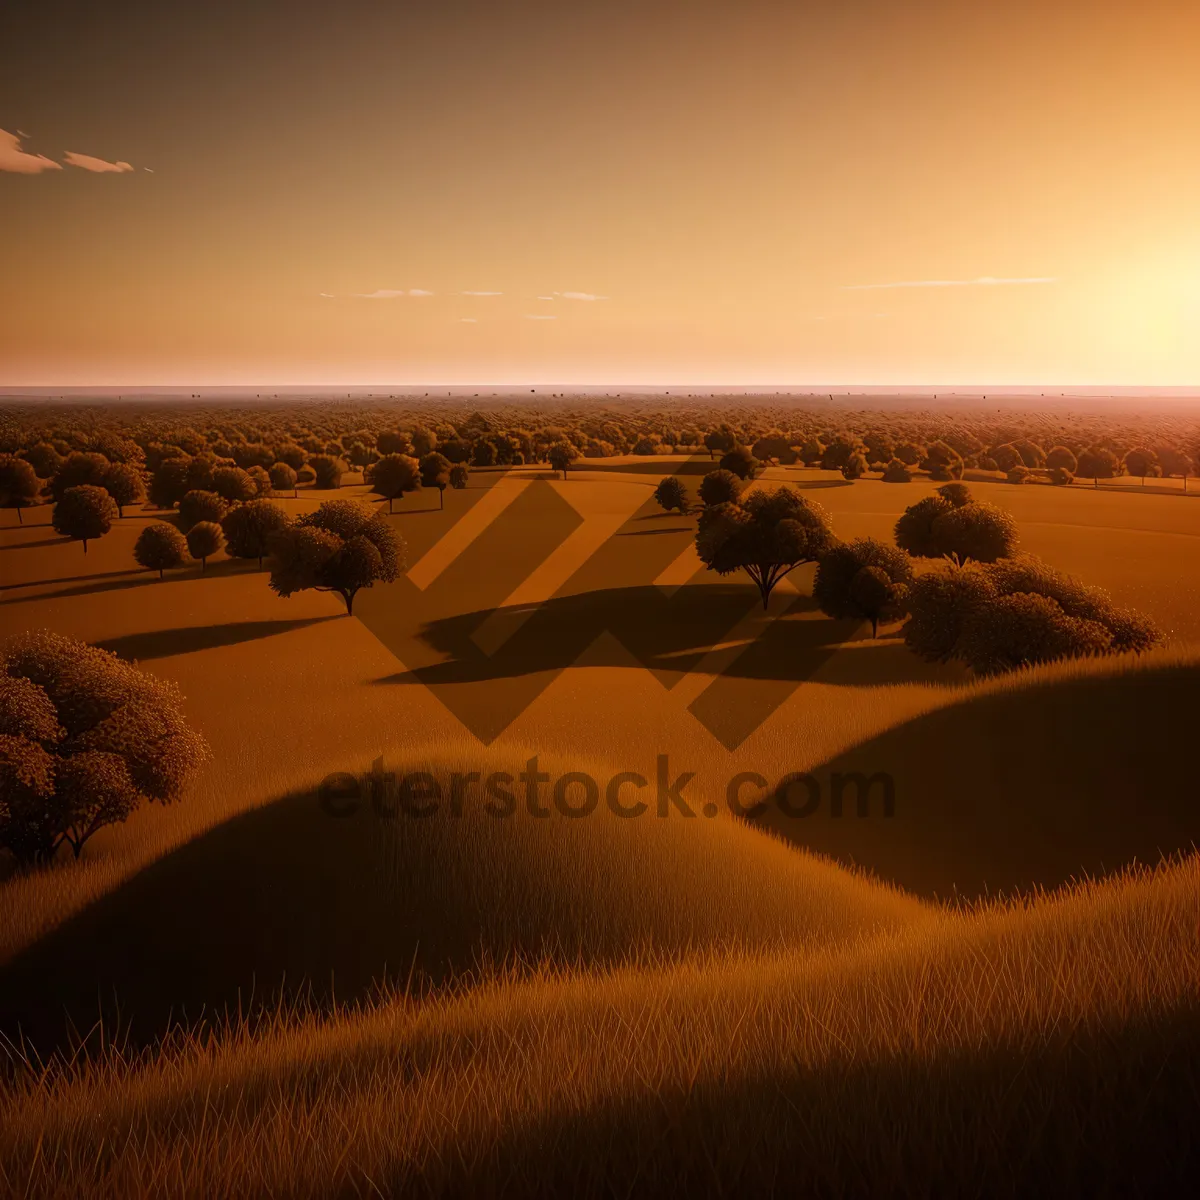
[94,616,343,661]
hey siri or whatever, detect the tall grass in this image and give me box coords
[3,856,1197,1197]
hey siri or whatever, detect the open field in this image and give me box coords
[2,422,1199,1194]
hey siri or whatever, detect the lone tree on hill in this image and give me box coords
[269,461,298,497]
[178,489,228,531]
[698,468,745,507]
[653,476,690,514]
[52,485,118,553]
[221,498,290,567]
[371,453,422,512]
[420,452,453,508]
[186,520,225,571]
[0,455,42,524]
[134,521,190,578]
[449,463,470,490]
[548,441,577,479]
[813,538,913,637]
[0,629,208,865]
[269,499,405,615]
[100,461,146,516]
[695,484,835,609]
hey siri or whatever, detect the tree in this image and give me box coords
[149,456,193,508]
[797,436,825,466]
[0,630,208,865]
[1007,465,1034,485]
[51,451,109,500]
[221,499,290,567]
[880,458,913,483]
[269,499,405,614]
[653,476,690,514]
[0,454,41,524]
[820,434,864,472]
[1123,447,1159,487]
[134,521,190,578]
[449,464,470,490]
[186,520,225,571]
[410,426,437,457]
[695,485,835,609]
[420,452,453,508]
[813,538,913,636]
[309,454,345,490]
[52,485,118,553]
[903,561,999,663]
[1076,446,1120,489]
[989,443,1023,473]
[841,452,869,480]
[698,468,745,507]
[269,461,298,497]
[1046,446,1078,473]
[212,465,258,503]
[703,424,737,459]
[100,461,146,516]
[894,486,970,557]
[371,453,422,512]
[20,442,62,478]
[1012,439,1047,468]
[930,501,1019,562]
[1049,466,1074,486]
[894,442,926,466]
[178,489,228,531]
[719,446,760,479]
[376,430,411,456]
[247,465,273,497]
[548,441,577,479]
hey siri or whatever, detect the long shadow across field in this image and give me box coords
[94,616,343,660]
[751,659,1200,898]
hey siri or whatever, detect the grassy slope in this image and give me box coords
[3,855,1196,1197]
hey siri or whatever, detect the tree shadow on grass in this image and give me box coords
[0,558,263,606]
[0,535,68,550]
[93,616,343,661]
[750,660,1200,899]
[0,567,139,593]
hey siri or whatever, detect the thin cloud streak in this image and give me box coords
[459,290,503,296]
[841,276,1058,290]
[0,128,61,173]
[523,313,557,320]
[352,288,435,298]
[63,150,134,173]
[556,291,608,301]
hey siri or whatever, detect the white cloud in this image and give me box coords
[536,295,555,301]
[460,290,503,296]
[459,317,479,323]
[841,276,1058,290]
[353,288,434,298]
[524,313,557,320]
[319,292,336,298]
[557,291,607,301]
[0,128,61,173]
[63,150,135,173]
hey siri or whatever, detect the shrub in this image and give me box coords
[695,485,835,609]
[269,499,405,614]
[957,592,1113,675]
[309,455,346,489]
[903,563,999,663]
[186,521,225,571]
[178,489,228,531]
[1007,465,1034,485]
[0,630,208,865]
[133,522,190,578]
[653,476,690,514]
[1049,466,1074,486]
[880,458,912,483]
[718,446,760,479]
[449,464,470,490]
[813,539,913,636]
[221,499,290,567]
[841,452,869,480]
[52,485,118,553]
[935,482,972,508]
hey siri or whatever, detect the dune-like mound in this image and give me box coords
[0,746,922,1053]
[752,647,1200,897]
[5,856,1197,1197]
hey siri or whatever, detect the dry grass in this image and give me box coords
[2,855,1196,1197]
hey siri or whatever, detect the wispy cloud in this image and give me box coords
[536,295,555,301]
[555,290,608,301]
[0,128,61,173]
[353,288,434,298]
[63,150,134,173]
[459,317,479,323]
[459,290,503,296]
[841,276,1058,290]
[319,292,336,298]
[524,313,557,320]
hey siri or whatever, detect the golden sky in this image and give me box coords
[1,0,1198,386]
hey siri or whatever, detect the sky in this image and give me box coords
[2,0,1198,387]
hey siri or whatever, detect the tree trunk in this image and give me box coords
[159,568,164,579]
[344,589,355,615]
[16,505,22,524]
[82,538,88,553]
[201,557,206,572]
[440,488,444,509]
[871,616,879,638]
[388,497,394,512]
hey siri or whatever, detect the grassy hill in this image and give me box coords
[3,854,1196,1197]
[753,646,1200,898]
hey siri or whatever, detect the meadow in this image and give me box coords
[1,403,1198,1195]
